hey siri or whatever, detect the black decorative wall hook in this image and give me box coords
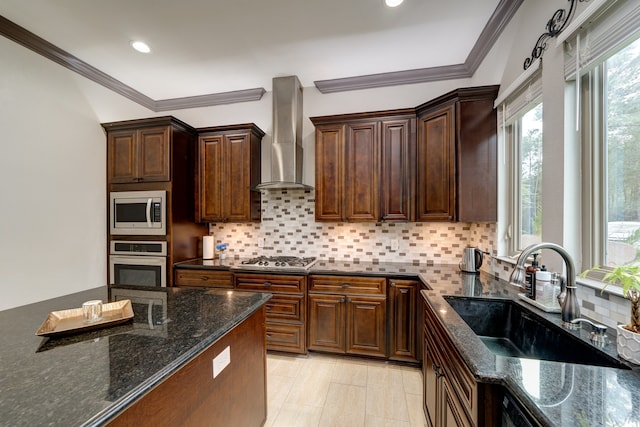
[523,0,588,70]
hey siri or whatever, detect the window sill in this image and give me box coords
[576,276,626,299]
[495,255,518,266]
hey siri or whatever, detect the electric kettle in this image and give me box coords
[460,247,483,273]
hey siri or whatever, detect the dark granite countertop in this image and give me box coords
[0,286,271,426]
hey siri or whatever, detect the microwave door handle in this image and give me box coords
[146,198,152,228]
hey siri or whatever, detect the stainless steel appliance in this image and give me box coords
[460,247,484,274]
[238,256,317,271]
[109,241,167,288]
[110,190,166,235]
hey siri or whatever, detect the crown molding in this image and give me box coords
[2,0,523,103]
[0,15,265,111]
[314,0,523,94]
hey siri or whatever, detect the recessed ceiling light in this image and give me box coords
[385,0,404,7]
[130,41,151,54]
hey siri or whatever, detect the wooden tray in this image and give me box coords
[35,300,134,337]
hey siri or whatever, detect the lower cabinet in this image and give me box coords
[234,273,307,354]
[174,269,233,288]
[422,297,499,427]
[308,275,387,358]
[388,279,419,362]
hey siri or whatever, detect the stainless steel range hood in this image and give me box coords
[255,76,313,190]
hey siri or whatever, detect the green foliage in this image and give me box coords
[600,264,640,299]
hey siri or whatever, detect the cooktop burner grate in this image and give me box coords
[239,256,317,269]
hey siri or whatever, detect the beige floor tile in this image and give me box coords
[366,382,410,422]
[285,360,334,407]
[319,382,367,427]
[268,373,295,411]
[271,402,323,427]
[367,363,406,387]
[405,393,428,427]
[401,369,423,395]
[332,358,369,386]
[266,352,426,427]
[365,415,411,427]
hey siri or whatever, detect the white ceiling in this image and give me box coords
[1,0,503,100]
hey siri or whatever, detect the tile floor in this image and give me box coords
[265,352,428,427]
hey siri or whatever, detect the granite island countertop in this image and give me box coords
[0,286,271,426]
[176,258,640,426]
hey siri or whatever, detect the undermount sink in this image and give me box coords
[444,296,629,370]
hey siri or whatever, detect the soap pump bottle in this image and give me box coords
[525,253,540,299]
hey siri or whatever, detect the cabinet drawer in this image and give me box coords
[266,323,306,354]
[234,274,305,293]
[309,275,386,295]
[265,294,305,323]
[174,269,233,288]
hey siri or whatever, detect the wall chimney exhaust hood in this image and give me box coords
[255,76,313,190]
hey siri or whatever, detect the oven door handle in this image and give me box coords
[146,198,153,228]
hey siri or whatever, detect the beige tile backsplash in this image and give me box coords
[210,189,631,331]
[208,189,496,265]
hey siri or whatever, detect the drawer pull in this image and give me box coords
[433,363,444,378]
[266,306,271,311]
[200,276,208,281]
[263,281,272,287]
[341,283,350,289]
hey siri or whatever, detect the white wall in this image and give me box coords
[0,37,107,310]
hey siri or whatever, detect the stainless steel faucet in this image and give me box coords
[509,242,581,328]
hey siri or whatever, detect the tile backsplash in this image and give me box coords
[209,189,496,265]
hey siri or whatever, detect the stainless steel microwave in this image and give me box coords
[110,190,166,235]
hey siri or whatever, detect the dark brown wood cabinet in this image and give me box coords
[311,110,415,222]
[388,279,419,363]
[308,275,386,357]
[103,116,208,287]
[107,126,171,183]
[196,124,263,223]
[174,269,233,288]
[234,273,307,354]
[416,86,499,222]
[422,296,499,427]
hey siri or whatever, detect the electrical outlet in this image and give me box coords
[212,346,231,378]
[390,239,399,251]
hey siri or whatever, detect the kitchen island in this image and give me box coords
[0,286,271,426]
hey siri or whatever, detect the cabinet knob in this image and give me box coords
[390,281,396,287]
[341,283,350,289]
[340,297,346,303]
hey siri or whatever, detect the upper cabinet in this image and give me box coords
[311,110,415,222]
[312,86,498,223]
[104,118,192,184]
[416,86,499,222]
[196,124,263,223]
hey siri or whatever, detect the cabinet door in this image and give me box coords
[108,129,138,183]
[381,118,413,221]
[346,296,386,357]
[199,135,225,222]
[315,124,345,221]
[443,379,472,427]
[389,280,417,362]
[416,105,455,221]
[344,121,380,222]
[224,133,252,222]
[308,294,345,353]
[423,332,438,427]
[138,126,171,182]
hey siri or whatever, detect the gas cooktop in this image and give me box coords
[238,256,318,271]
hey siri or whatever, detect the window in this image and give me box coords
[505,101,543,255]
[582,36,640,267]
